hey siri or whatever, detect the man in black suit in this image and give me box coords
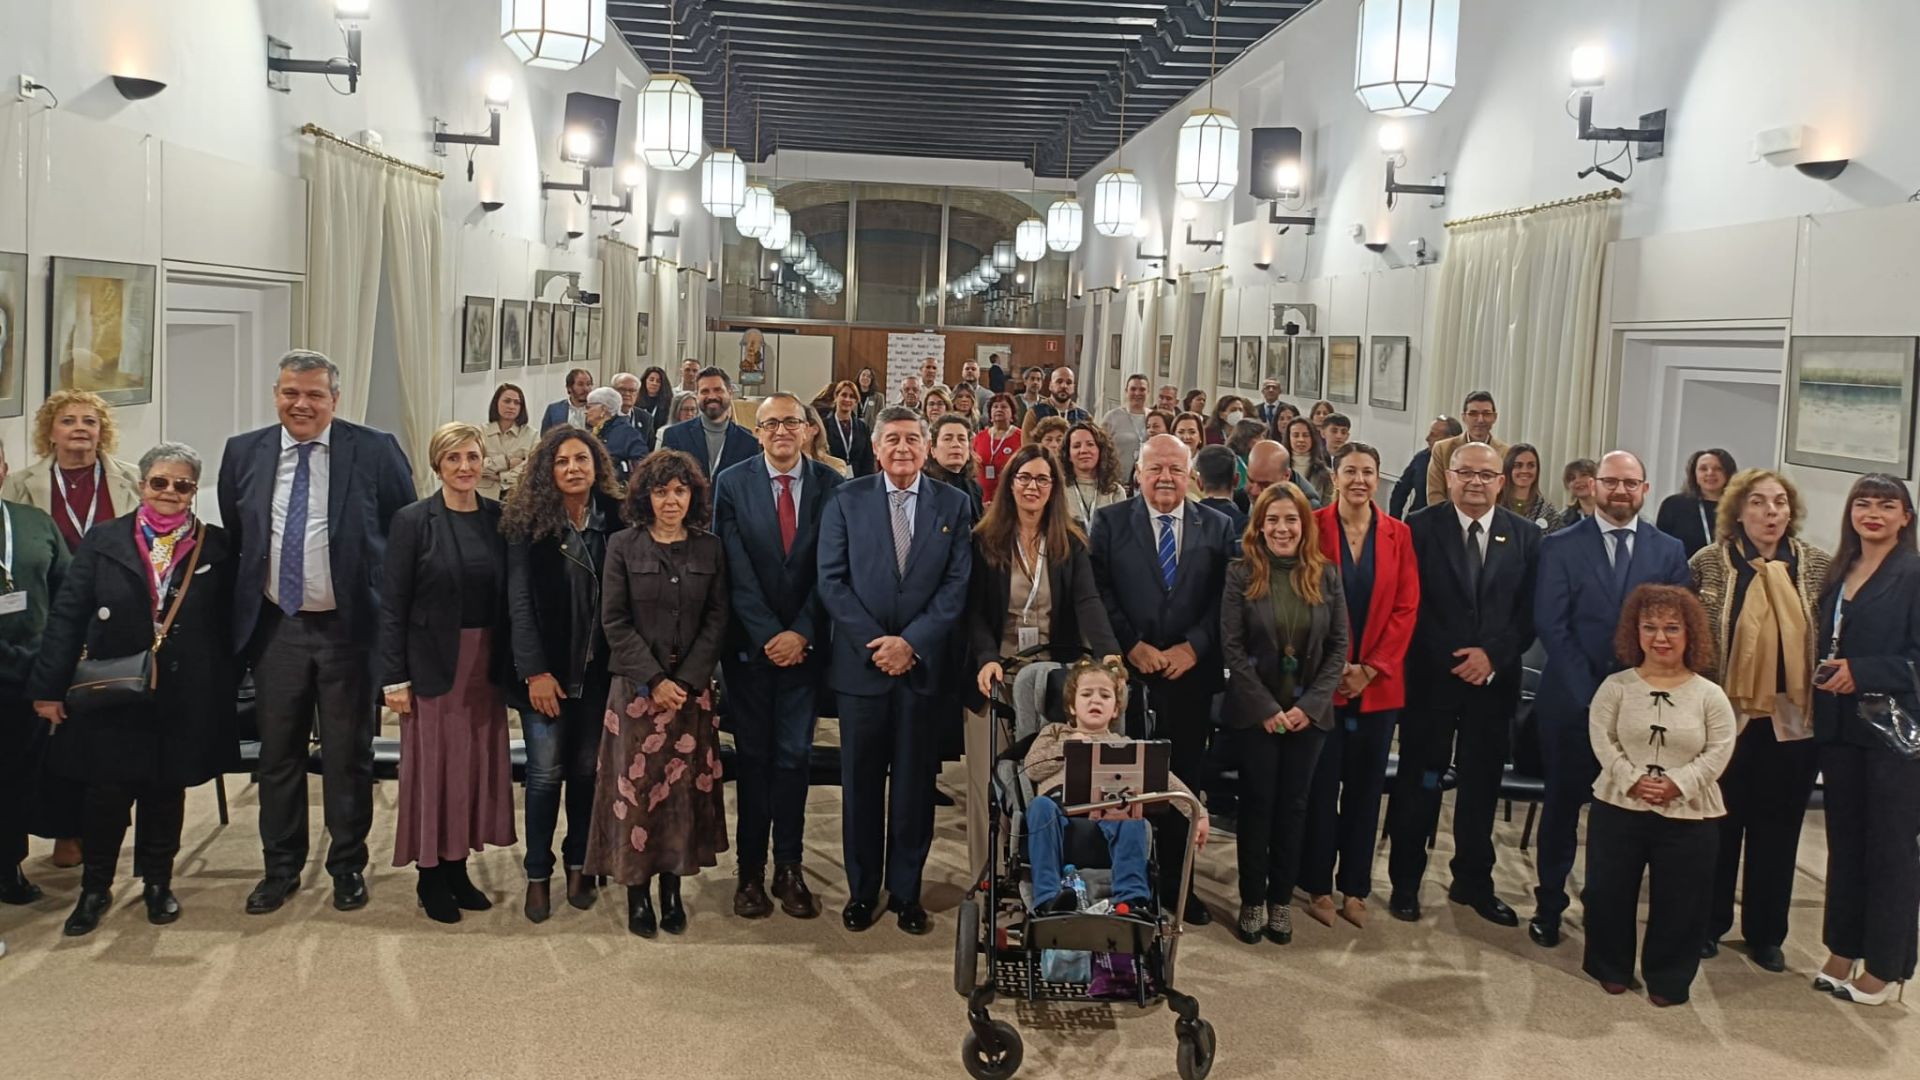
[714,393,844,921]
[817,406,973,935]
[659,367,758,480]
[986,353,1007,395]
[1387,442,1542,927]
[218,350,415,915]
[1090,433,1234,921]
[540,368,595,433]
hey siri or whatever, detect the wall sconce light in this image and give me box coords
[1269,203,1317,233]
[432,76,512,179]
[1184,226,1223,251]
[1364,240,1390,254]
[561,128,596,166]
[267,1,367,94]
[650,192,683,240]
[1795,159,1850,180]
[1134,243,1168,267]
[1568,45,1666,164]
[1252,260,1272,271]
[565,228,585,241]
[1377,123,1448,209]
[480,199,505,213]
[111,75,166,100]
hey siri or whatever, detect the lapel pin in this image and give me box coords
[1494,534,1508,543]
[941,524,950,534]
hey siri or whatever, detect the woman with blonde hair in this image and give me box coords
[4,389,142,551]
[799,403,852,478]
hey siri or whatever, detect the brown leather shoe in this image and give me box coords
[524,880,552,924]
[734,871,773,919]
[1339,896,1368,929]
[1305,894,1337,927]
[771,863,820,919]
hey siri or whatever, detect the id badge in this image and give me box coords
[983,465,996,480]
[0,591,25,616]
[1017,625,1040,651]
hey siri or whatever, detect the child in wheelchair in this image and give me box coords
[1020,657,1210,916]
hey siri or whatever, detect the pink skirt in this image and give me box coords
[392,628,518,868]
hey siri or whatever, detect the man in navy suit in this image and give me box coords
[817,406,972,935]
[540,368,595,433]
[217,351,415,916]
[660,367,759,480]
[1528,449,1689,947]
[1089,433,1234,921]
[714,393,844,921]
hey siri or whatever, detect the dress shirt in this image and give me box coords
[1454,505,1494,564]
[766,454,805,510]
[1145,500,1185,562]
[267,424,336,612]
[1602,519,1637,567]
[567,400,587,429]
[888,472,924,543]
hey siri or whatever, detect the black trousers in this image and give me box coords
[839,683,936,906]
[1534,710,1601,918]
[1820,742,1920,983]
[726,660,818,871]
[1144,673,1216,799]
[1708,722,1819,948]
[1301,707,1397,899]
[1581,802,1717,1002]
[1388,700,1510,901]
[1235,725,1326,907]
[80,780,186,891]
[249,607,375,879]
[0,704,34,868]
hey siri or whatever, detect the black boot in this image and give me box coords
[442,859,492,912]
[416,865,461,924]
[63,889,112,937]
[627,884,658,938]
[658,872,686,935]
[142,883,181,925]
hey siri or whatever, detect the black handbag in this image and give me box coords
[1857,660,1920,761]
[65,525,205,717]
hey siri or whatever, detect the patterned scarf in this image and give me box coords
[1727,551,1811,736]
[134,505,196,615]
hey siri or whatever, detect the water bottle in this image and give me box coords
[1062,865,1089,911]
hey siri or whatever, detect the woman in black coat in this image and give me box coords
[29,442,237,936]
[1656,448,1735,558]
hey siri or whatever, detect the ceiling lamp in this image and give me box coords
[783,230,807,261]
[1014,216,1047,262]
[798,244,819,274]
[1175,0,1241,201]
[700,39,744,217]
[636,0,702,170]
[501,0,607,70]
[1093,57,1143,237]
[737,184,774,238]
[978,257,1000,285]
[761,206,792,251]
[992,240,1017,271]
[1354,0,1460,117]
[1046,197,1083,253]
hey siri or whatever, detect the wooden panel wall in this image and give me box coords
[716,319,1065,391]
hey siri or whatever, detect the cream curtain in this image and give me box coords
[682,269,709,365]
[1195,269,1228,393]
[1078,297,1100,402]
[649,259,682,370]
[1427,198,1615,478]
[1117,284,1146,410]
[1168,274,1195,392]
[303,138,387,417]
[600,239,641,379]
[381,167,443,494]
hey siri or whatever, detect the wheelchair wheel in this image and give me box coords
[953,898,981,996]
[1175,1018,1216,1080]
[961,1020,1023,1080]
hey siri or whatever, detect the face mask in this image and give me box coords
[1225,410,1245,426]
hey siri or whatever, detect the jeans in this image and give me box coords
[1026,796,1151,908]
[520,688,602,881]
[1300,707,1397,899]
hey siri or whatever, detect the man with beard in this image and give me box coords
[661,367,758,480]
[1021,366,1091,436]
[1013,366,1047,424]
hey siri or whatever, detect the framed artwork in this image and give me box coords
[1327,335,1361,404]
[1290,336,1323,398]
[47,256,157,405]
[1157,335,1172,380]
[1109,333,1122,372]
[460,296,494,373]
[0,251,26,419]
[1218,337,1238,388]
[498,300,528,369]
[1239,336,1262,390]
[570,304,590,361]
[551,304,574,364]
[1264,336,1291,394]
[1785,336,1918,477]
[528,301,551,366]
[1368,335,1410,411]
[636,311,651,358]
[587,307,604,362]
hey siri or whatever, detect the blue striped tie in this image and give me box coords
[1156,514,1177,590]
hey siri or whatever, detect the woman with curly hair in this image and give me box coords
[1063,421,1125,527]
[1030,414,1070,465]
[1582,585,1735,1007]
[501,427,624,923]
[585,449,730,938]
[3,389,142,552]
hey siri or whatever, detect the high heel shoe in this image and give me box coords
[627,885,657,938]
[565,867,598,911]
[442,859,492,912]
[1833,978,1907,1007]
[1813,961,1855,994]
[658,872,686,935]
[416,866,461,925]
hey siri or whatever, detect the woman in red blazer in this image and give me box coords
[1300,441,1420,929]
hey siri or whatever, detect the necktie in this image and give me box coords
[1157,514,1178,590]
[775,475,797,556]
[890,489,913,576]
[1610,527,1635,596]
[278,442,315,618]
[1465,520,1483,596]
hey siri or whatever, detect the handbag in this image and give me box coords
[1856,660,1920,761]
[65,525,205,717]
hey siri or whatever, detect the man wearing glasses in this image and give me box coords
[1389,443,1542,927]
[1526,450,1689,947]
[1423,391,1509,507]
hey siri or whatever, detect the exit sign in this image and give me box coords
[1045,339,1058,352]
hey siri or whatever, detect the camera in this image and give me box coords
[575,290,601,305]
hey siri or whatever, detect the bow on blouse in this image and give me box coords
[1644,691,1672,777]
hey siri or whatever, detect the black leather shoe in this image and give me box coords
[1751,944,1787,972]
[771,864,819,919]
[627,886,657,938]
[245,875,300,915]
[1449,890,1519,927]
[565,868,598,911]
[891,900,930,936]
[842,899,877,932]
[657,873,686,935]
[1183,890,1213,926]
[1528,915,1562,948]
[416,867,460,925]
[143,884,180,925]
[1,865,43,906]
[1700,937,1720,959]
[1388,893,1422,923]
[332,872,368,912]
[441,860,491,912]
[63,889,112,937]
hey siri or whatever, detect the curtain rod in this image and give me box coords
[1444,187,1620,228]
[299,123,444,180]
[602,236,640,253]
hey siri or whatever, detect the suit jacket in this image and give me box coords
[1315,505,1421,712]
[822,414,878,477]
[713,455,845,669]
[1221,561,1350,730]
[1390,447,1432,519]
[217,419,416,652]
[540,399,579,434]
[594,418,652,480]
[964,534,1120,708]
[1088,497,1236,692]
[1404,503,1543,711]
[1533,514,1690,724]
[375,491,510,698]
[0,454,143,530]
[661,417,760,480]
[1424,433,1511,507]
[1813,545,1920,746]
[816,473,974,697]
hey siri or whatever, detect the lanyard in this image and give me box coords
[1073,482,1098,522]
[0,502,13,590]
[1828,591,1846,660]
[1699,503,1713,545]
[58,460,103,538]
[987,428,1015,463]
[835,417,853,453]
[1016,537,1046,624]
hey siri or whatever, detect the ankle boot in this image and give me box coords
[658,872,686,935]
[565,867,598,910]
[627,884,658,938]
[442,859,492,911]
[416,866,461,924]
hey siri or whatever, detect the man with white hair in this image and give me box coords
[585,386,648,480]
[609,372,656,448]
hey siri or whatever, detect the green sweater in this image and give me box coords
[0,500,70,694]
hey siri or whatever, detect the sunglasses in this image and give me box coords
[145,477,198,495]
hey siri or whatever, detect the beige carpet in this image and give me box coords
[2,745,1913,1080]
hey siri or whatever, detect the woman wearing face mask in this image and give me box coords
[1206,397,1247,447]
[1284,418,1334,505]
[1658,449,1737,559]
[1063,422,1126,528]
[1501,444,1562,531]
[1687,468,1829,972]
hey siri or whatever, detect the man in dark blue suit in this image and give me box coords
[817,406,972,935]
[217,351,415,915]
[660,367,759,481]
[1089,433,1234,921]
[714,393,844,921]
[1528,449,1689,947]
[540,368,595,433]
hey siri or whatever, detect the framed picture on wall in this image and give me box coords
[1219,337,1238,388]
[1157,335,1173,380]
[460,295,494,373]
[587,307,604,362]
[1264,336,1291,394]
[498,300,528,369]
[636,311,651,359]
[571,304,590,361]
[551,304,573,364]
[0,251,26,419]
[1109,334,1122,372]
[1327,335,1361,404]
[1239,337,1262,390]
[528,301,552,366]
[47,256,157,406]
[1290,336,1323,398]
[1368,335,1410,411]
[1785,336,1919,477]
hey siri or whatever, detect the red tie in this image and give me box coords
[776,474,797,556]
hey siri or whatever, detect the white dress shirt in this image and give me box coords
[267,424,336,612]
[1455,505,1494,564]
[1146,499,1185,562]
[888,472,924,543]
[1602,519,1638,567]
[766,455,805,510]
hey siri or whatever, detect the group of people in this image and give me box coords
[1,355,1915,1016]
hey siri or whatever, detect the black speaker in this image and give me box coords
[1248,126,1304,201]
[562,92,621,168]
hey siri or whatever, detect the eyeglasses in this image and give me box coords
[1011,473,1054,489]
[146,477,198,494]
[1450,468,1500,485]
[1596,477,1645,492]
[755,417,809,433]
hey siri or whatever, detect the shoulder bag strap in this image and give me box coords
[153,524,206,651]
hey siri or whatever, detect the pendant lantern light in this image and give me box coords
[1046,129,1083,253]
[735,103,774,238]
[1093,58,1143,238]
[1175,0,1241,201]
[783,230,807,262]
[502,0,607,71]
[1015,216,1048,262]
[992,240,1017,272]
[760,207,792,252]
[701,36,745,217]
[978,257,1000,285]
[1354,0,1460,117]
[636,0,703,171]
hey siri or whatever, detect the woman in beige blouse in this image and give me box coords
[479,383,537,501]
[1583,584,1736,1007]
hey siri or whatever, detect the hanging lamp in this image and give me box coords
[1092,56,1142,238]
[1354,0,1460,117]
[1175,0,1240,201]
[759,131,790,250]
[636,0,703,171]
[736,103,775,238]
[1047,127,1084,253]
[502,0,607,70]
[701,34,746,217]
